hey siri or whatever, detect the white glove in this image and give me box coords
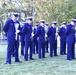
[16,30,20,33]
[32,33,34,37]
[45,34,47,37]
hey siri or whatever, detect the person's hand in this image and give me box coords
[17,30,20,33]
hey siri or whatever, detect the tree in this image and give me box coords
[0,0,76,33]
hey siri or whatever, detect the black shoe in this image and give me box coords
[50,55,53,57]
[72,58,75,59]
[60,53,64,55]
[24,59,28,61]
[15,60,22,63]
[54,55,58,56]
[30,58,35,60]
[39,57,41,59]
[67,58,72,60]
[42,57,46,58]
[5,62,11,65]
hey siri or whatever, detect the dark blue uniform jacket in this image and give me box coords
[36,26,45,43]
[58,27,66,42]
[47,26,56,42]
[22,23,32,41]
[66,24,75,42]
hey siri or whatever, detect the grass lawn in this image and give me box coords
[0,44,76,75]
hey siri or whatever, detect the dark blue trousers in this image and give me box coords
[67,42,75,60]
[54,40,57,56]
[45,40,49,53]
[33,41,38,54]
[6,42,15,63]
[14,40,20,62]
[24,41,33,61]
[6,41,20,63]
[72,42,75,59]
[50,40,57,57]
[21,41,25,56]
[60,41,66,55]
[38,42,45,58]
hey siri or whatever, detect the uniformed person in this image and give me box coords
[47,21,57,57]
[66,19,76,60]
[3,13,21,64]
[36,20,45,58]
[13,14,21,63]
[20,23,25,56]
[33,24,38,54]
[45,23,49,53]
[58,22,67,55]
[22,17,34,61]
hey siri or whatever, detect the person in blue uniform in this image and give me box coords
[22,17,34,61]
[14,17,21,63]
[66,19,76,60]
[47,21,57,57]
[58,22,67,55]
[45,23,49,53]
[3,13,21,64]
[20,23,25,56]
[36,20,45,59]
[33,24,38,54]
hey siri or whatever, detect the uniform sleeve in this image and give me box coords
[58,28,62,36]
[18,22,21,30]
[2,20,9,33]
[36,27,41,37]
[22,23,27,35]
[65,25,71,36]
[47,27,52,37]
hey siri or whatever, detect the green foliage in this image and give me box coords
[0,0,76,32]
[33,0,76,25]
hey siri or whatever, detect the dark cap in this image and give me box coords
[61,22,67,25]
[40,20,45,23]
[26,17,33,21]
[35,24,38,26]
[13,13,18,17]
[45,23,48,26]
[52,21,57,25]
[70,19,76,22]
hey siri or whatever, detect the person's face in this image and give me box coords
[52,24,56,28]
[45,25,48,28]
[40,23,45,27]
[70,21,75,26]
[62,24,66,27]
[12,15,18,21]
[28,20,33,24]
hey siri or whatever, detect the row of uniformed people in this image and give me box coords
[58,19,76,60]
[21,19,48,60]
[20,20,48,59]
[21,19,58,59]
[3,13,76,64]
[20,18,76,61]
